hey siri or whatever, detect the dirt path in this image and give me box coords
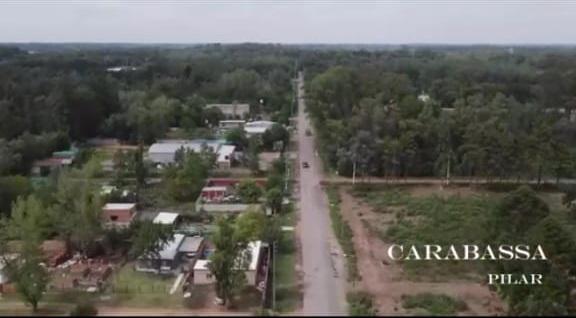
[339,188,504,316]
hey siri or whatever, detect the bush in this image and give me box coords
[402,293,467,315]
[69,303,98,316]
[347,292,377,316]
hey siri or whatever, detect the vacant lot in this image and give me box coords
[340,185,506,316]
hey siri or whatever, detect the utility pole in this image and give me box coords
[352,160,357,185]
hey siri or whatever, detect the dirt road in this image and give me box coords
[296,72,347,315]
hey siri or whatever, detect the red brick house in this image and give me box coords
[102,203,137,228]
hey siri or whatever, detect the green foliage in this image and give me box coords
[347,292,378,316]
[225,128,249,151]
[164,151,209,202]
[208,216,250,307]
[326,186,359,281]
[128,220,174,261]
[69,302,98,316]
[237,179,263,203]
[492,185,550,238]
[266,188,283,215]
[402,293,467,316]
[0,175,31,217]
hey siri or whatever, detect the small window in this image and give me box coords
[206,273,212,279]
[110,215,118,221]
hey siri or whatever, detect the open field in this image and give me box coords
[338,184,509,315]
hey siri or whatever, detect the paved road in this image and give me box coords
[296,72,347,316]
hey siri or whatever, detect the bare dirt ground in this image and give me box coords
[339,187,505,316]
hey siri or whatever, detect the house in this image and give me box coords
[102,203,137,228]
[30,146,79,177]
[218,120,246,133]
[193,241,266,286]
[244,121,275,137]
[178,236,206,272]
[216,145,236,169]
[153,212,180,226]
[207,103,250,119]
[135,234,186,274]
[201,186,228,201]
[147,139,226,165]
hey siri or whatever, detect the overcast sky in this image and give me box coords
[0,0,575,44]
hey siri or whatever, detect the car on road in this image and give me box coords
[302,161,310,168]
[305,129,312,136]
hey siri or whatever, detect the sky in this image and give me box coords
[0,0,576,44]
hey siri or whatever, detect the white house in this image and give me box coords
[153,212,180,226]
[193,241,264,285]
[135,234,186,274]
[207,103,250,119]
[216,145,236,169]
[244,121,275,137]
[147,139,225,164]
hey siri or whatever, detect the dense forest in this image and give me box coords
[305,48,576,181]
[0,44,297,175]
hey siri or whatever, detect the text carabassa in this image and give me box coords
[387,244,547,261]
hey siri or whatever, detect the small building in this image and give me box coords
[135,234,186,275]
[193,241,265,286]
[200,186,228,201]
[207,103,250,119]
[178,236,206,272]
[244,121,275,137]
[31,157,72,177]
[102,203,137,228]
[148,139,226,165]
[216,145,236,169]
[218,120,246,132]
[153,212,180,226]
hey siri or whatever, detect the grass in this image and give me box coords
[273,204,300,313]
[356,187,499,280]
[104,264,183,308]
[402,293,468,316]
[347,291,377,316]
[326,185,359,282]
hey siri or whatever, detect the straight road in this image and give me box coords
[324,176,576,186]
[296,72,347,316]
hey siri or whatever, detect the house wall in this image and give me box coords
[103,209,134,223]
[149,152,176,164]
[193,269,215,285]
[193,269,256,285]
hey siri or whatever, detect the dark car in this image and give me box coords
[302,161,310,168]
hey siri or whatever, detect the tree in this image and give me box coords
[225,128,248,151]
[3,195,50,313]
[262,124,289,151]
[208,216,249,307]
[235,209,267,242]
[237,180,263,203]
[5,243,49,313]
[266,188,283,215]
[164,151,209,202]
[491,186,550,239]
[0,176,31,217]
[128,220,174,263]
[51,172,103,256]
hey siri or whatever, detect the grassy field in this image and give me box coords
[103,264,184,308]
[273,202,300,313]
[353,186,499,280]
[402,293,468,316]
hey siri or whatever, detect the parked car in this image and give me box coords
[302,161,310,168]
[305,129,312,136]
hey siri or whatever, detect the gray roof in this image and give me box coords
[178,236,204,253]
